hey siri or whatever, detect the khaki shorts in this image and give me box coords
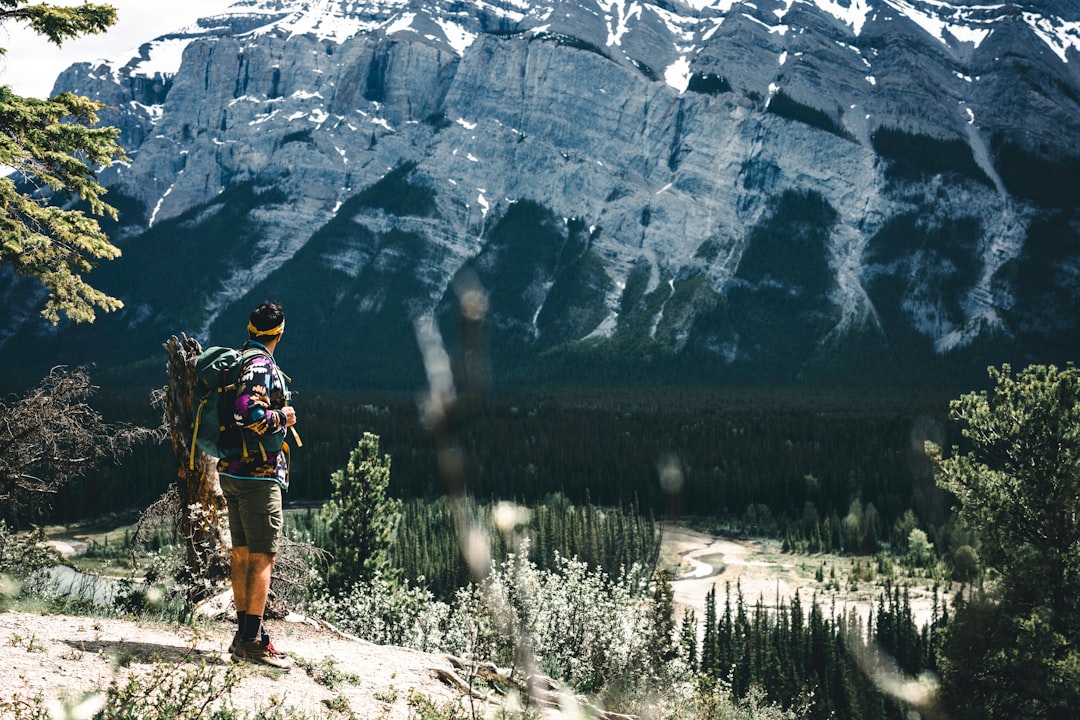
[219,475,283,554]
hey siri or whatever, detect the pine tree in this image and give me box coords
[732,581,751,696]
[0,2,127,323]
[648,572,677,664]
[701,584,718,674]
[320,432,402,593]
[719,581,735,675]
[931,363,1080,719]
[678,608,698,670]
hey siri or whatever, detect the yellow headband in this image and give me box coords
[248,319,285,337]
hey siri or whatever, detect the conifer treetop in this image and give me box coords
[0,2,126,324]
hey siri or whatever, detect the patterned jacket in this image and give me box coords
[217,341,291,489]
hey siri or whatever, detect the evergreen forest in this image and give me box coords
[57,386,959,555]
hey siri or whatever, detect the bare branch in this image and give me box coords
[0,366,155,524]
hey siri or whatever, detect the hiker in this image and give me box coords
[218,301,297,669]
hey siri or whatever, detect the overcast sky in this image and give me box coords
[1,0,236,98]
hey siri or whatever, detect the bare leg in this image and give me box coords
[231,549,290,668]
[244,551,275,618]
[231,546,249,614]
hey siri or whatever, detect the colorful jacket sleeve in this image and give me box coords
[232,354,285,435]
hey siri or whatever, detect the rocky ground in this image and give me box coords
[0,611,467,719]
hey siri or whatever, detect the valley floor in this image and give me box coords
[6,521,953,718]
[661,524,949,632]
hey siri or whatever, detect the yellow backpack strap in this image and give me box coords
[290,426,302,448]
[190,396,207,470]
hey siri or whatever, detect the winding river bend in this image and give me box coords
[662,524,948,631]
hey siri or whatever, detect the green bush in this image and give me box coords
[310,541,670,703]
[309,570,449,651]
[0,522,61,576]
[469,548,657,693]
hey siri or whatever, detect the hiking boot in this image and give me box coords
[231,639,293,669]
[262,633,280,656]
[261,636,292,668]
[227,631,241,655]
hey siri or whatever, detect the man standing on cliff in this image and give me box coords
[218,301,297,669]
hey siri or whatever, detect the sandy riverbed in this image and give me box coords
[661,524,950,631]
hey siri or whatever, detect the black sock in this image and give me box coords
[236,611,246,633]
[242,614,262,643]
[256,605,270,644]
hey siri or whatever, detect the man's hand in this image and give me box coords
[280,406,297,427]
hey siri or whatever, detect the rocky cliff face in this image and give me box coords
[4,0,1080,391]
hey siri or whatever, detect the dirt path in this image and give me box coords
[0,611,465,719]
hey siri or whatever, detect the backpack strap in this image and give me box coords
[238,344,295,456]
[267,361,303,448]
[190,395,209,470]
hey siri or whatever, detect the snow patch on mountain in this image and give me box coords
[744,12,789,36]
[148,182,176,228]
[435,19,478,53]
[129,38,191,79]
[129,101,165,124]
[810,0,872,36]
[665,56,692,93]
[73,0,1080,94]
[599,0,643,47]
[1023,12,1080,63]
[386,13,418,36]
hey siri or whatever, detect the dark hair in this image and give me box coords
[248,301,285,339]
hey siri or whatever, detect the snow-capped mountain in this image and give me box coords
[3,0,1080,390]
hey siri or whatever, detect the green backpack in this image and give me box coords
[189,346,267,469]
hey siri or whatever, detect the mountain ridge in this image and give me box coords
[2,0,1079,392]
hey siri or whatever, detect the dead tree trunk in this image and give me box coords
[161,333,230,598]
